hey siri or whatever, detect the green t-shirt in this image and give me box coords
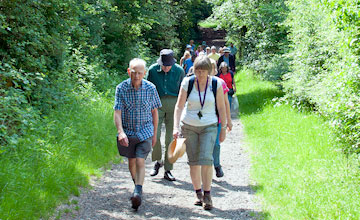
[147,63,185,97]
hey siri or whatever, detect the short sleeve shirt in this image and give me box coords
[208,53,220,62]
[184,58,193,74]
[114,79,162,141]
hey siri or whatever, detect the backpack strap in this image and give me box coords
[212,77,219,119]
[230,70,234,81]
[187,75,195,100]
[186,76,219,120]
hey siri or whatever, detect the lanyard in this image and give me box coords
[196,76,209,110]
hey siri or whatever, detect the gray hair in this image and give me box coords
[193,55,212,73]
[219,61,229,72]
[129,58,146,69]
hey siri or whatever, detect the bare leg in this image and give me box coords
[190,165,202,190]
[201,165,213,191]
[135,158,145,185]
[128,158,136,181]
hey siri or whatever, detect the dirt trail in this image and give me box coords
[53,117,262,220]
[52,27,263,220]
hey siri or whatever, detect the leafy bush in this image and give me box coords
[283,0,360,151]
[209,0,359,151]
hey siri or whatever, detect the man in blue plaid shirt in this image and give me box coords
[114,58,161,211]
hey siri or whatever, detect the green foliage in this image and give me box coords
[283,0,360,151]
[210,0,359,151]
[237,69,360,219]
[0,89,118,219]
[0,0,212,147]
[0,0,214,218]
[209,0,290,80]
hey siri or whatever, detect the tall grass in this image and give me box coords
[0,88,120,219]
[237,69,360,219]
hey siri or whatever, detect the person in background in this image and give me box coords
[114,58,162,210]
[199,45,206,56]
[209,58,232,178]
[229,42,237,60]
[206,46,211,56]
[217,47,236,72]
[195,46,202,57]
[183,54,196,74]
[202,41,208,50]
[217,61,236,108]
[147,49,185,181]
[189,39,195,51]
[185,44,193,55]
[173,55,227,210]
[180,51,191,67]
[208,46,220,63]
[218,47,224,57]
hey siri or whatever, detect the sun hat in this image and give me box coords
[167,138,186,164]
[186,44,192,49]
[223,47,231,53]
[211,46,216,50]
[157,49,176,66]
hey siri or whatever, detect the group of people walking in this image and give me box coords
[113,41,237,211]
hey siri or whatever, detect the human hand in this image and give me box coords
[227,121,233,132]
[118,132,129,147]
[152,135,157,147]
[219,128,226,143]
[173,128,181,139]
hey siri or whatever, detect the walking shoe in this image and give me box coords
[215,165,224,178]
[131,192,142,211]
[164,170,176,181]
[203,193,213,210]
[194,191,203,206]
[150,161,162,176]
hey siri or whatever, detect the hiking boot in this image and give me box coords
[194,191,203,206]
[130,192,142,211]
[150,161,162,176]
[203,193,213,210]
[215,165,224,178]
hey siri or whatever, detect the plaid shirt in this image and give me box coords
[114,78,162,141]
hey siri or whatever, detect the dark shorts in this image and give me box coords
[117,136,152,159]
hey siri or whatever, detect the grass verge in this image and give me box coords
[236,69,360,219]
[0,88,120,219]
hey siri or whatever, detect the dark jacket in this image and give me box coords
[217,54,236,72]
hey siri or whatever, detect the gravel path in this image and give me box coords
[53,115,263,220]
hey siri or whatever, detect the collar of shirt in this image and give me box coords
[126,78,144,90]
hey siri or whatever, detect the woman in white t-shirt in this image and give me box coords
[173,55,227,210]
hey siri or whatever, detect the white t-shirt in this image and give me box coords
[180,76,222,126]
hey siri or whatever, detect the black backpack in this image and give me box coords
[186,75,219,118]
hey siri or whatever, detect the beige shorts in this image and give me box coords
[181,122,218,166]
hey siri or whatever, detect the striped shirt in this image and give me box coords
[114,78,162,141]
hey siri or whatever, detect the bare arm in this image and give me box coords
[173,87,187,139]
[114,110,128,147]
[224,92,233,131]
[216,86,227,143]
[151,108,159,147]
